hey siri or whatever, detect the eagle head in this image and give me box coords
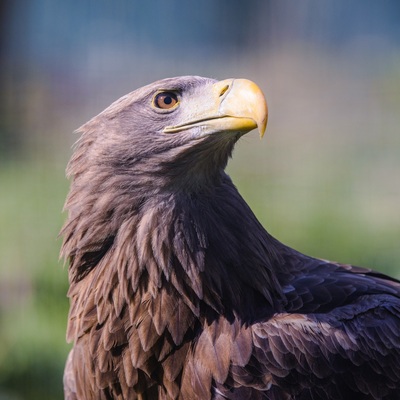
[68,76,267,195]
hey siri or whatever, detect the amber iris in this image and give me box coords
[154,92,178,109]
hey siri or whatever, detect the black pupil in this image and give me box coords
[164,96,172,105]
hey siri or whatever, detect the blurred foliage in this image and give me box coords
[0,160,70,400]
[229,153,400,278]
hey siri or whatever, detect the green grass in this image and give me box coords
[0,159,70,400]
[228,133,400,278]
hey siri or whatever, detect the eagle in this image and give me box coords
[61,76,400,399]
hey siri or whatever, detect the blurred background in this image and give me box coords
[0,1,399,398]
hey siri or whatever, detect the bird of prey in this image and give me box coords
[61,76,400,399]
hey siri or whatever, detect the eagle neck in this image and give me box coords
[138,174,286,321]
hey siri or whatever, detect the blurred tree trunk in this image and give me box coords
[0,0,21,160]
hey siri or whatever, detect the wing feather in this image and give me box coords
[249,295,400,397]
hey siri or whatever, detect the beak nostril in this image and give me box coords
[219,85,230,97]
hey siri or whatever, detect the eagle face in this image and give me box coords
[105,75,267,138]
[78,76,267,193]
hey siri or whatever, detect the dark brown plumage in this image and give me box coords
[61,76,400,399]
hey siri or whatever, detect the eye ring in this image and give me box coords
[153,91,179,110]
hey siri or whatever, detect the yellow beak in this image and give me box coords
[163,78,268,138]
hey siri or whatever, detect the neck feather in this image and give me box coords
[62,171,285,331]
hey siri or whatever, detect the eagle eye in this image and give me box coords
[153,91,179,110]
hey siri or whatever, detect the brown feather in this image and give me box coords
[122,347,138,387]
